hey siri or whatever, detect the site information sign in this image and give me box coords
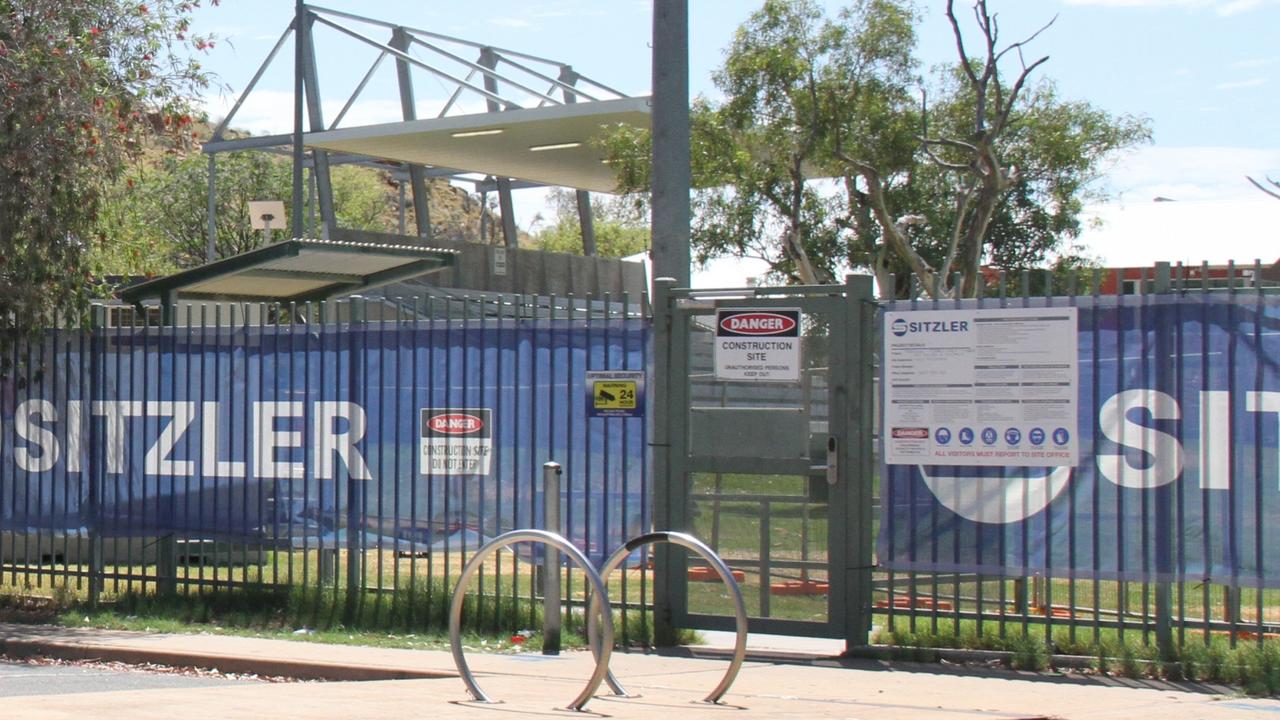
[883,307,1079,466]
[420,408,493,475]
[714,308,801,382]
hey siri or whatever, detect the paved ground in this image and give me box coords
[2,622,1279,718]
[0,659,251,697]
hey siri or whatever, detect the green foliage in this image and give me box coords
[91,149,402,277]
[0,0,214,333]
[531,188,648,258]
[603,0,1149,295]
[1008,634,1049,671]
[878,618,1280,695]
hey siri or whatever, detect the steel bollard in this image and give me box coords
[542,461,562,655]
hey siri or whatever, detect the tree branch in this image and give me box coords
[1247,175,1280,201]
[834,147,947,298]
[946,0,978,86]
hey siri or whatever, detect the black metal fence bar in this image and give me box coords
[876,261,1280,655]
[0,292,650,643]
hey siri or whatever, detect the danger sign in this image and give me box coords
[586,370,645,418]
[714,308,801,382]
[420,408,492,475]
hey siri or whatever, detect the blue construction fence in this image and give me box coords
[875,267,1280,646]
[0,295,649,610]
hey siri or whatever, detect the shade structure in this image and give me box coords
[119,238,458,305]
[301,97,650,194]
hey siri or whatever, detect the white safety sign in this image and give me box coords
[419,408,493,475]
[883,307,1079,466]
[714,308,801,382]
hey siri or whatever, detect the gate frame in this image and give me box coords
[651,275,875,649]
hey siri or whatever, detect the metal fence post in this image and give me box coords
[87,306,105,609]
[345,298,366,622]
[650,277,678,646]
[542,461,562,655]
[1153,262,1175,662]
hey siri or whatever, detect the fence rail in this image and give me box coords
[0,292,651,641]
[875,261,1280,654]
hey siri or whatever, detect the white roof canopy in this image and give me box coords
[303,97,650,194]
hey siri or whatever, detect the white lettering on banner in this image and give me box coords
[1096,389,1183,489]
[15,399,58,472]
[0,400,370,480]
[66,401,82,473]
[145,401,195,476]
[313,401,372,481]
[254,402,304,480]
[202,400,246,478]
[92,400,143,474]
[1200,391,1231,491]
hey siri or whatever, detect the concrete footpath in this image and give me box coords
[2,623,1279,719]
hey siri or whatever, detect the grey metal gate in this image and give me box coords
[651,276,875,647]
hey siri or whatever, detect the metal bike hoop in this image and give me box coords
[448,528,615,712]
[587,531,748,704]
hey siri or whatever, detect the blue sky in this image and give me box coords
[190,0,1279,269]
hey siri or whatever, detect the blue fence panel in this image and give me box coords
[879,293,1280,586]
[0,311,650,568]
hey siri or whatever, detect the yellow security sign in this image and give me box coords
[586,370,645,417]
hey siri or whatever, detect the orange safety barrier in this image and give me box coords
[688,565,746,582]
[873,595,955,611]
[770,579,830,596]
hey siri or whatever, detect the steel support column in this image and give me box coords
[650,0,690,286]
[559,66,597,256]
[391,26,433,240]
[480,48,519,253]
[299,6,337,238]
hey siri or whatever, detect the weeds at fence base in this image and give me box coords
[1,582,692,652]
[876,618,1280,695]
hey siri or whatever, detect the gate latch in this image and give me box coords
[826,436,838,486]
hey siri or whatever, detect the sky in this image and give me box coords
[188,0,1280,276]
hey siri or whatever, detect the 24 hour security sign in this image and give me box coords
[714,308,801,382]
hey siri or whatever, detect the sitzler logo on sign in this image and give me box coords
[891,317,969,337]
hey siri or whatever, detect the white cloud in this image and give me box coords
[1077,145,1280,266]
[1099,145,1280,203]
[1062,0,1275,14]
[1215,77,1268,90]
[1078,198,1278,267]
[1216,0,1263,14]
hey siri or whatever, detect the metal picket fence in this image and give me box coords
[875,260,1280,654]
[0,292,651,640]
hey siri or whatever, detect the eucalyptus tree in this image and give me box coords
[605,0,1149,297]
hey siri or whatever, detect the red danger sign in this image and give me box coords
[420,408,493,475]
[714,307,802,382]
[426,413,484,435]
[892,427,930,439]
[717,311,798,336]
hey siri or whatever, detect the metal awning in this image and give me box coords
[302,97,650,194]
[119,238,457,305]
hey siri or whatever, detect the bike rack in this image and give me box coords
[587,531,748,704]
[448,528,614,712]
